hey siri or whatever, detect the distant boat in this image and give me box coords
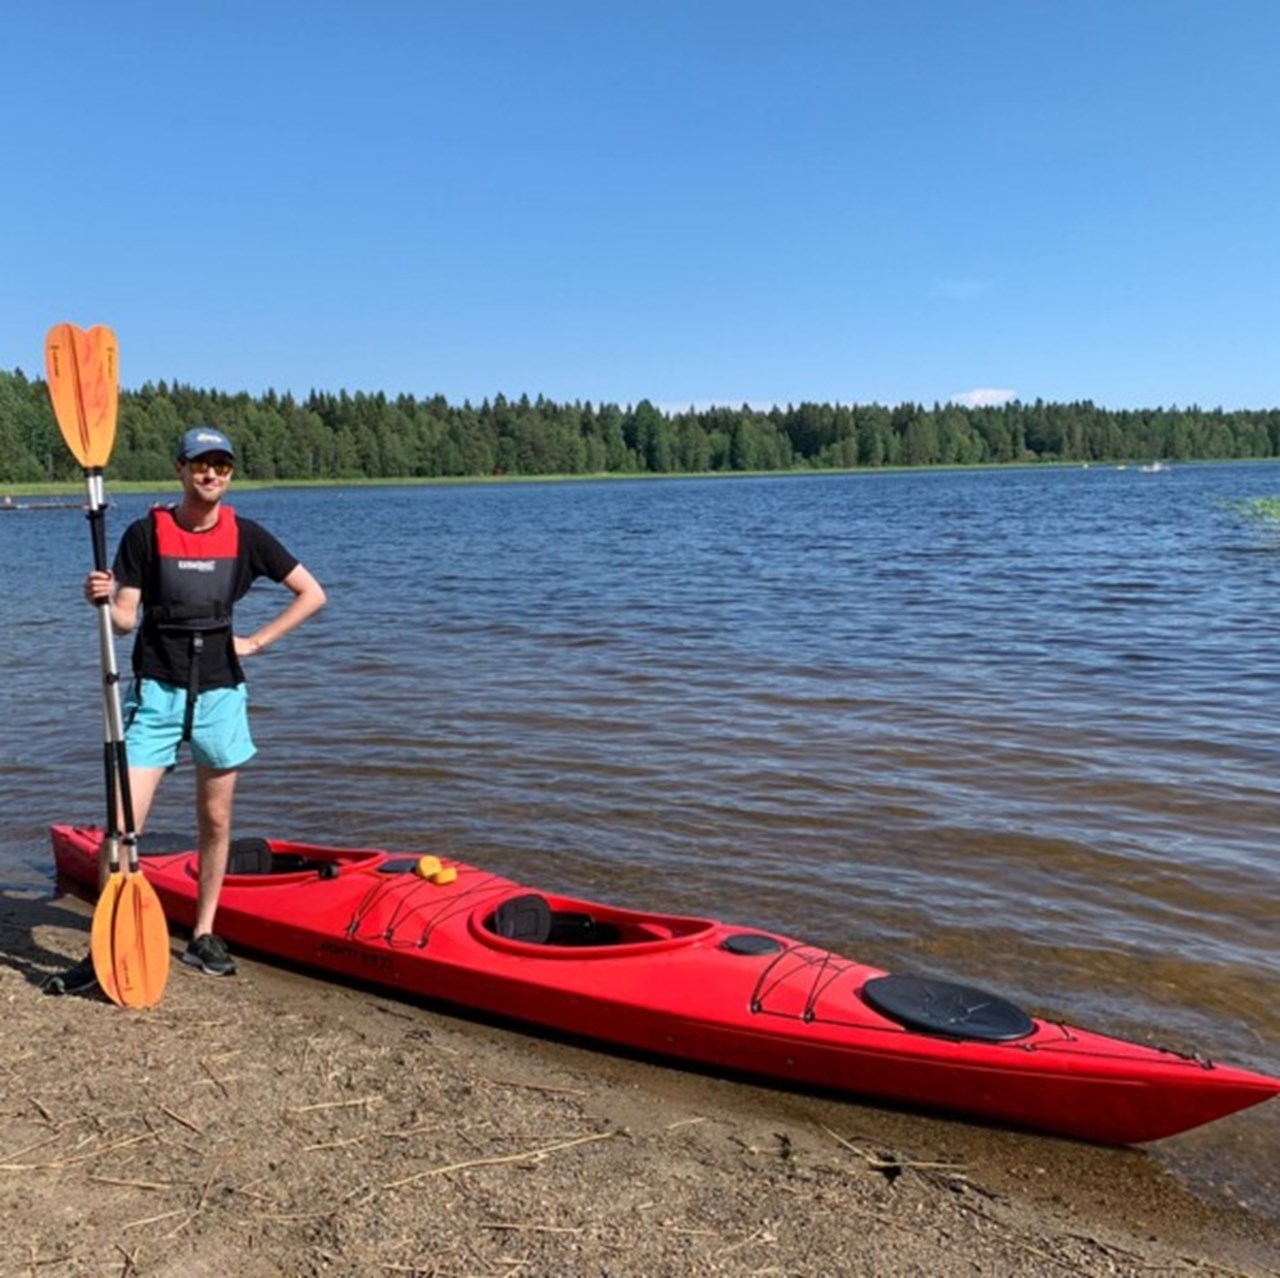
[0,498,83,512]
[1139,461,1171,473]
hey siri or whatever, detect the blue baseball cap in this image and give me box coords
[177,427,236,461]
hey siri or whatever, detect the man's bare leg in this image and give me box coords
[193,765,238,937]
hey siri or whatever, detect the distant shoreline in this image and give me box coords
[4,455,1277,500]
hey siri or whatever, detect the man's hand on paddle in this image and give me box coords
[83,570,140,636]
[84,569,114,605]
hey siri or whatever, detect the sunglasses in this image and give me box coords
[187,458,234,477]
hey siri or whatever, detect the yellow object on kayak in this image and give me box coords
[414,856,442,879]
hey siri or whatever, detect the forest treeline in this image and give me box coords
[2,367,1277,484]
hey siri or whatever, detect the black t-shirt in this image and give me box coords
[113,508,300,690]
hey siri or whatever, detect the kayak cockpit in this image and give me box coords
[471,891,717,957]
[142,835,394,884]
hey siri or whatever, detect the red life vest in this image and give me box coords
[149,506,240,632]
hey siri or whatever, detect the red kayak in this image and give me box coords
[50,824,1279,1144]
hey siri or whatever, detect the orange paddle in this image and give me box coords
[44,324,118,468]
[45,323,170,1008]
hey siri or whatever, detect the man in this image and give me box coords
[45,427,326,994]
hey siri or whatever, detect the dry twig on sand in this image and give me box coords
[382,1130,616,1190]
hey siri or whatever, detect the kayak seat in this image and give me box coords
[486,894,554,944]
[227,838,275,874]
[862,974,1035,1043]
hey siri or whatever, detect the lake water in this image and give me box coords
[3,462,1277,1221]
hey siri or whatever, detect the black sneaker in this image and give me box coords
[43,953,99,996]
[181,933,237,976]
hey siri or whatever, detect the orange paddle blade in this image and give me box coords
[91,871,127,1004]
[44,323,119,469]
[91,871,170,1008]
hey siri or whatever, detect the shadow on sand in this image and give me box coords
[0,886,98,993]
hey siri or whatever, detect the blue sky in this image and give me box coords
[3,1,1277,411]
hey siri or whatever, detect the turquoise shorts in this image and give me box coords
[123,679,256,771]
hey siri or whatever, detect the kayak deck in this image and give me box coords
[49,825,1280,1145]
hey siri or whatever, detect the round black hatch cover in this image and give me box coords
[862,974,1035,1043]
[377,858,420,874]
[720,933,784,956]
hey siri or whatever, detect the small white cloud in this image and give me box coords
[931,279,990,300]
[951,388,1017,408]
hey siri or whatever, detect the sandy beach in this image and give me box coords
[2,890,1277,1278]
